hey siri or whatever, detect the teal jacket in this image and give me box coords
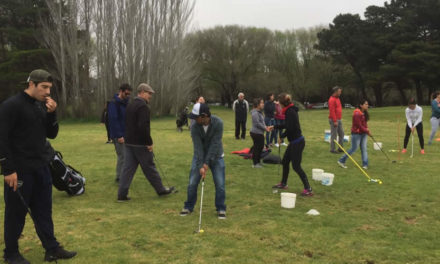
[431,100,440,118]
[191,115,224,169]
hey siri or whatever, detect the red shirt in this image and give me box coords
[328,96,342,122]
[351,109,369,134]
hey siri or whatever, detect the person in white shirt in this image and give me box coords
[402,98,425,154]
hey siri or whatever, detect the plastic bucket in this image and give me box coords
[312,169,324,181]
[321,173,334,186]
[324,130,331,142]
[281,192,296,208]
[373,142,382,150]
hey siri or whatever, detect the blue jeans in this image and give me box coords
[339,133,368,167]
[184,157,226,212]
[275,119,285,143]
[264,117,276,145]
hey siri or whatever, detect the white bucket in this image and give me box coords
[324,130,331,143]
[312,169,324,181]
[373,142,382,150]
[281,192,296,208]
[321,173,334,186]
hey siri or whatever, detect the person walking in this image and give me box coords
[180,103,227,219]
[250,98,273,168]
[108,83,132,182]
[428,92,440,145]
[232,92,249,140]
[0,69,76,264]
[272,93,313,196]
[402,98,424,154]
[264,93,276,147]
[328,86,344,153]
[337,100,371,169]
[117,83,175,201]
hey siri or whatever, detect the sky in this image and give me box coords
[191,0,387,31]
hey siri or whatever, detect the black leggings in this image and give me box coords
[281,139,311,190]
[404,123,424,149]
[250,132,265,165]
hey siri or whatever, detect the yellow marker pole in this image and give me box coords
[334,140,382,184]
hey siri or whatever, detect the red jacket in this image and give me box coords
[351,109,369,134]
[274,103,285,120]
[328,96,342,122]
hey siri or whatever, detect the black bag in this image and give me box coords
[49,152,86,196]
[262,153,281,164]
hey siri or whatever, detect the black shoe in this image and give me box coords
[44,246,77,262]
[330,150,338,154]
[337,148,344,153]
[4,253,30,264]
[117,196,131,202]
[158,186,175,196]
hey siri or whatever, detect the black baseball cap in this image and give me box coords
[189,103,211,119]
[26,69,53,83]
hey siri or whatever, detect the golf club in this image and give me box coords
[410,133,414,158]
[334,140,382,184]
[153,153,178,193]
[369,135,396,163]
[195,179,205,234]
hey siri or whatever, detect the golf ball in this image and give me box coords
[379,181,383,184]
[200,229,204,233]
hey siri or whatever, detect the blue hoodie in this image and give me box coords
[108,94,129,139]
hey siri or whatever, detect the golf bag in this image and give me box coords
[176,107,189,132]
[262,154,281,164]
[49,152,86,196]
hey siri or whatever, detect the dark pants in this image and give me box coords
[404,123,424,149]
[281,139,311,190]
[250,132,265,165]
[3,166,59,258]
[105,121,111,141]
[235,119,246,139]
[118,145,166,198]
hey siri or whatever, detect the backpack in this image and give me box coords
[262,153,281,164]
[49,151,86,196]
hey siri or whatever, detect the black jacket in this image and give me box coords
[277,104,302,142]
[0,92,58,175]
[233,99,249,121]
[264,101,276,118]
[125,97,153,146]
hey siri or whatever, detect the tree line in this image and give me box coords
[1,0,439,117]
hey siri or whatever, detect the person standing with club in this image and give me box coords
[337,100,371,169]
[402,98,424,154]
[264,93,276,147]
[233,92,249,140]
[107,83,132,182]
[0,69,76,264]
[328,86,344,153]
[272,93,313,196]
[250,98,273,168]
[117,83,175,201]
[180,103,227,219]
[428,92,440,145]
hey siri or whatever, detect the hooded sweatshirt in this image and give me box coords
[250,108,266,135]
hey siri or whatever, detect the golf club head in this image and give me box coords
[369,179,383,184]
[194,229,204,234]
[17,180,23,188]
[391,160,396,163]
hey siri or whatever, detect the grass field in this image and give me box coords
[1,106,439,264]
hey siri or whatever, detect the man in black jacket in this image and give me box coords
[232,92,249,140]
[0,69,76,264]
[117,83,175,201]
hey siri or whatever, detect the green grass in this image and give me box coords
[1,106,439,263]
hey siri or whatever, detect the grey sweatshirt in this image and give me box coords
[250,109,266,135]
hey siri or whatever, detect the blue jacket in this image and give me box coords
[191,115,224,169]
[108,94,129,139]
[431,99,440,119]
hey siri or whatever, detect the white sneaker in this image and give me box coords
[281,142,288,146]
[362,166,368,170]
[252,163,263,168]
[337,161,347,169]
[274,143,280,147]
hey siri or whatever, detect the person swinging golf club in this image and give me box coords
[0,69,76,263]
[272,93,313,196]
[337,100,371,169]
[402,98,424,155]
[180,103,227,220]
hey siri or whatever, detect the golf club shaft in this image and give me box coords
[410,133,414,158]
[334,140,372,180]
[370,135,392,161]
[198,180,204,232]
[152,153,170,187]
